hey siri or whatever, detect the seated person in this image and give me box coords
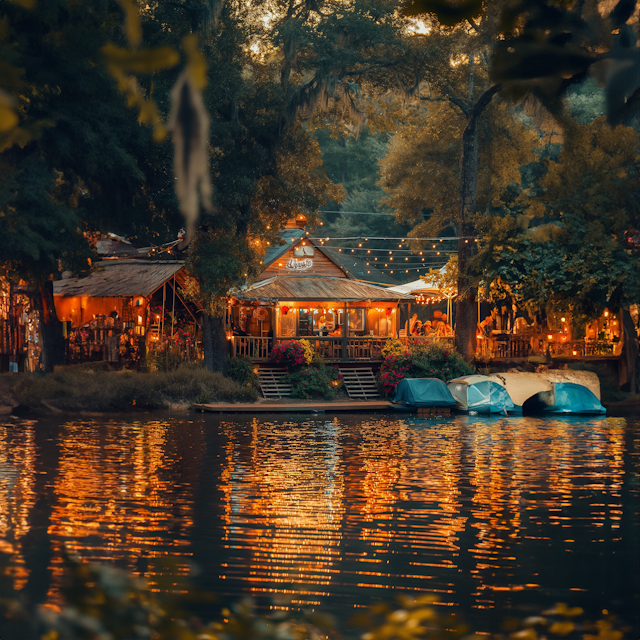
[477,315,493,338]
[513,316,529,334]
[329,324,342,336]
[422,320,434,336]
[437,314,454,337]
[411,320,423,336]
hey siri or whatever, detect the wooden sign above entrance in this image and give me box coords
[285,257,313,271]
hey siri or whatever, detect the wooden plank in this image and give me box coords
[259,242,349,280]
[193,401,391,413]
[338,366,379,400]
[257,366,291,399]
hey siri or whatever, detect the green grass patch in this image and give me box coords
[12,362,258,412]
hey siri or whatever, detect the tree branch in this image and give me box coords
[467,84,502,128]
[448,95,470,117]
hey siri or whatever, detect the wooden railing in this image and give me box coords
[550,340,619,357]
[475,335,531,360]
[400,336,455,348]
[233,336,272,360]
[232,336,391,361]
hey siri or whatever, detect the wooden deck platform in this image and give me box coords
[193,401,390,414]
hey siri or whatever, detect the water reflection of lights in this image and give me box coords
[0,422,36,590]
[0,414,635,629]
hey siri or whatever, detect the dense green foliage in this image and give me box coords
[378,340,475,396]
[226,356,259,389]
[476,118,640,321]
[0,1,180,283]
[284,363,340,400]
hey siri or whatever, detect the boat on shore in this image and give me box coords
[526,381,606,415]
[447,375,520,415]
[486,371,606,416]
[389,378,456,412]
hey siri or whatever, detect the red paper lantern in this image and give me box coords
[386,308,392,316]
[281,306,289,315]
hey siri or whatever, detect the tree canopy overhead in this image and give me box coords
[476,117,640,320]
[0,0,181,284]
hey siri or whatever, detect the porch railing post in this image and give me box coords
[342,302,347,361]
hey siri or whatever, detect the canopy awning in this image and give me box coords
[386,267,446,295]
[53,260,185,298]
[235,276,414,303]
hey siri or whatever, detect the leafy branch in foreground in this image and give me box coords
[0,554,632,640]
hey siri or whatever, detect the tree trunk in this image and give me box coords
[36,281,65,373]
[203,312,229,374]
[620,308,638,393]
[455,85,501,362]
[22,421,60,607]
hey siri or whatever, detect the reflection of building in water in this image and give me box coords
[342,421,467,599]
[465,418,627,612]
[42,420,203,606]
[219,419,346,603]
[218,418,470,604]
[0,422,36,591]
[0,415,633,621]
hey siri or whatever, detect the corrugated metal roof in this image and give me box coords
[262,229,306,267]
[53,260,184,298]
[322,247,401,285]
[236,276,414,302]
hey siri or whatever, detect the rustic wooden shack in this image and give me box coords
[53,259,198,365]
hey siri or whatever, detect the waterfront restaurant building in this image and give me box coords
[229,226,414,362]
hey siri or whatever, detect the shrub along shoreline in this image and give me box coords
[4,338,479,413]
[8,362,259,413]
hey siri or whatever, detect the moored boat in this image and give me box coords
[528,381,606,415]
[447,375,520,415]
[389,378,457,412]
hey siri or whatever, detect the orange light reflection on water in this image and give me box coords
[0,414,635,625]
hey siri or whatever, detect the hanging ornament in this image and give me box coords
[281,306,289,315]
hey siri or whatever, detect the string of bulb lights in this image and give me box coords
[311,235,475,241]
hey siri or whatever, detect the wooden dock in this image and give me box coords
[193,401,390,414]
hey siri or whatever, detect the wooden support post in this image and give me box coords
[160,283,166,343]
[171,273,176,339]
[342,302,347,361]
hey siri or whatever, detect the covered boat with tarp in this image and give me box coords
[447,375,520,414]
[390,378,456,411]
[528,382,606,415]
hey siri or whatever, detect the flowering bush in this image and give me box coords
[377,341,475,397]
[298,339,315,365]
[270,339,306,369]
[377,352,411,397]
[284,364,340,399]
[381,337,405,359]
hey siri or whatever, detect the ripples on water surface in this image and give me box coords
[0,413,638,633]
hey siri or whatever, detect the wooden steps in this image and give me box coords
[338,367,379,400]
[257,367,291,399]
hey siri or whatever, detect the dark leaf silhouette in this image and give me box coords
[402,0,483,25]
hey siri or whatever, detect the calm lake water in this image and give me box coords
[0,412,639,635]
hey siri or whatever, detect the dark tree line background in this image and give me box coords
[2,0,640,373]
